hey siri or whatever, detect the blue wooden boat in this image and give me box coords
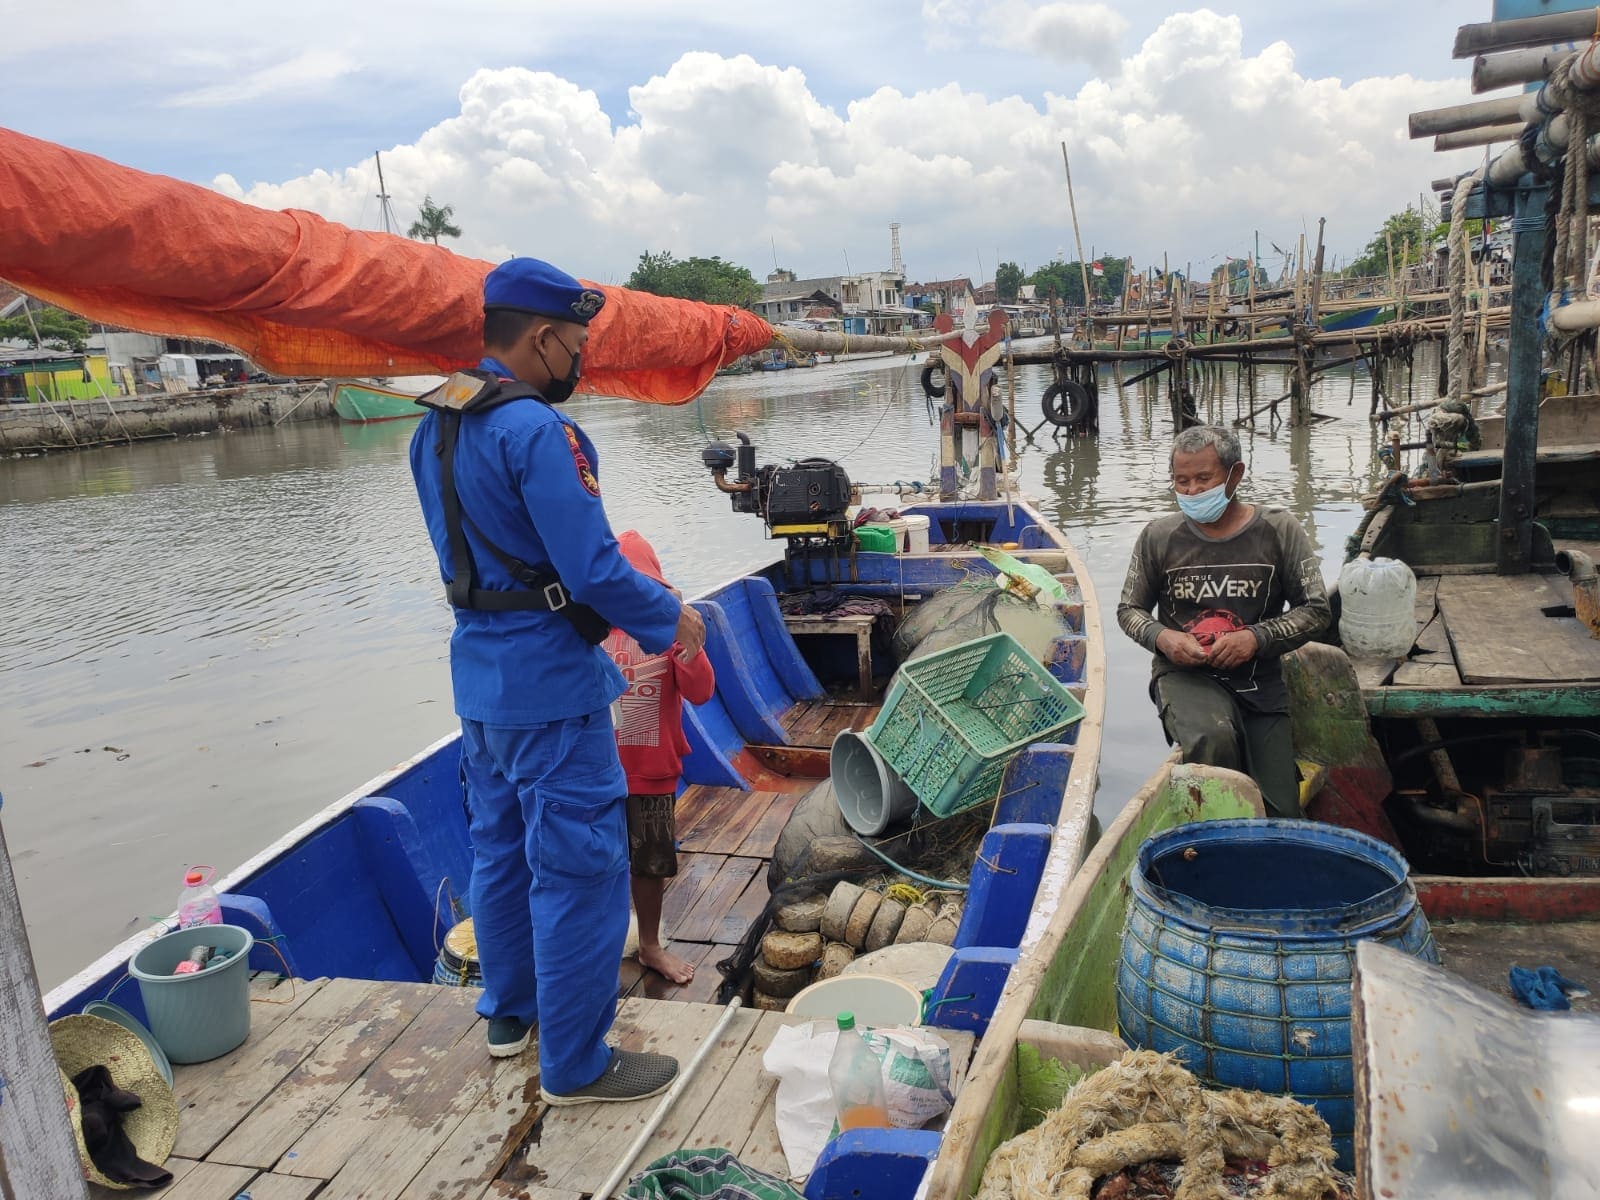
[43,495,1106,1197]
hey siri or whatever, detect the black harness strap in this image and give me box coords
[424,371,611,642]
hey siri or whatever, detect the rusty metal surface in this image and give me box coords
[1417,875,1600,922]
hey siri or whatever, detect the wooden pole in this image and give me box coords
[1498,185,1549,574]
[1407,94,1525,138]
[1455,8,1600,58]
[768,327,955,355]
[1058,141,1094,346]
[1472,44,1580,93]
[1293,219,1326,424]
[0,799,91,1199]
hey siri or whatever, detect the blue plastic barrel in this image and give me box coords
[1115,819,1437,1168]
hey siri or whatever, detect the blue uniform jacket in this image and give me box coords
[409,357,682,726]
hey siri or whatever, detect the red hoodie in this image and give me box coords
[606,531,716,795]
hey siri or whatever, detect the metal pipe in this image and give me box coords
[1436,122,1527,152]
[592,996,745,1199]
[1473,44,1582,93]
[1555,549,1600,638]
[1409,94,1527,139]
[1455,9,1600,59]
[708,468,753,494]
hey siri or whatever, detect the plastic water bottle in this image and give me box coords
[177,868,222,928]
[1338,555,1418,659]
[828,1012,888,1131]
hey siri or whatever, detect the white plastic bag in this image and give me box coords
[761,1022,954,1179]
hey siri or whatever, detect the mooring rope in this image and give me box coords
[1446,169,1483,409]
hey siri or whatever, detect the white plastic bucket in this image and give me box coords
[831,730,918,836]
[883,517,909,552]
[903,514,931,554]
[785,973,924,1025]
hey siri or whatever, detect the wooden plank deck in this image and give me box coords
[161,981,974,1199]
[1363,559,1600,709]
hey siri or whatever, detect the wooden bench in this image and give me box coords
[781,611,876,700]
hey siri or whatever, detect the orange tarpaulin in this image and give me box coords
[0,127,773,405]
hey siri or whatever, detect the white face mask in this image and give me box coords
[1174,481,1232,523]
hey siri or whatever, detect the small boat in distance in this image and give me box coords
[331,376,445,422]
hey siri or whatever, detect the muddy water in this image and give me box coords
[0,352,1405,987]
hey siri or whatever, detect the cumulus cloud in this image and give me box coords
[923,0,1128,70]
[216,10,1478,283]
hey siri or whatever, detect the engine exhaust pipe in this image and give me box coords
[1555,548,1600,638]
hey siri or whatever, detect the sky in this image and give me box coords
[2,1,1489,286]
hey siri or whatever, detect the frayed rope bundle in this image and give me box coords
[977,1050,1342,1200]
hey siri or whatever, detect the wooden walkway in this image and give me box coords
[156,975,972,1199]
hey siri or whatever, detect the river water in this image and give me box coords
[1,353,1400,988]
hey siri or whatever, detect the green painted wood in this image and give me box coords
[1363,683,1600,718]
[950,766,1261,1200]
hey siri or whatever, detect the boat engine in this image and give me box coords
[1398,731,1600,875]
[702,433,853,546]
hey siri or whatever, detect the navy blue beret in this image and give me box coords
[482,257,606,325]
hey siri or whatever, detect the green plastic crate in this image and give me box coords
[865,631,1085,818]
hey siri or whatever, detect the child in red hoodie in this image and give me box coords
[607,531,716,985]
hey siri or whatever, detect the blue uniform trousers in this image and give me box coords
[460,710,630,1094]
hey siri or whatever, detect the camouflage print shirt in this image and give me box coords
[1117,505,1331,713]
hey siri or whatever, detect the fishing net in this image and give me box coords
[767,780,990,892]
[890,577,1066,666]
[978,1050,1351,1200]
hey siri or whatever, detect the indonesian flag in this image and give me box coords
[1091,261,1104,277]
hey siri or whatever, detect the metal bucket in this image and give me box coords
[1116,819,1437,1168]
[128,924,254,1064]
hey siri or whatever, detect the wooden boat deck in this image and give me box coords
[604,694,880,1005]
[158,974,973,1200]
[1433,919,1600,1015]
[1357,550,1600,717]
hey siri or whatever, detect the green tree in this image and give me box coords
[407,195,462,245]
[995,261,1025,303]
[1347,207,1428,278]
[1027,256,1126,306]
[0,305,89,353]
[626,251,761,308]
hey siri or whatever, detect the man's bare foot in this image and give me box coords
[638,943,696,985]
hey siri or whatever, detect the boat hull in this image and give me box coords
[45,498,1107,1195]
[332,380,425,422]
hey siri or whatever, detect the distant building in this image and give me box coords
[905,277,976,317]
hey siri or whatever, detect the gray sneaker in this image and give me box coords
[539,1050,678,1106]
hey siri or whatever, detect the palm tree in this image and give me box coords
[408,195,462,245]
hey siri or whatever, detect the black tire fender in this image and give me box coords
[1041,379,1091,427]
[919,362,946,398]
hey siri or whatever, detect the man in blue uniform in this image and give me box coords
[410,257,706,1105]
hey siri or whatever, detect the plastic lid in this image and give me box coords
[836,1011,855,1030]
[184,870,205,886]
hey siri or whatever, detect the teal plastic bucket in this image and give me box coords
[128,924,253,1064]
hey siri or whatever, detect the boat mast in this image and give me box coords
[374,151,396,235]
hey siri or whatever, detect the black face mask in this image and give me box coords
[535,334,582,404]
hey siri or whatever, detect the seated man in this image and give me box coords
[1117,425,1330,817]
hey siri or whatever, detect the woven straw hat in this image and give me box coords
[50,1013,179,1190]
